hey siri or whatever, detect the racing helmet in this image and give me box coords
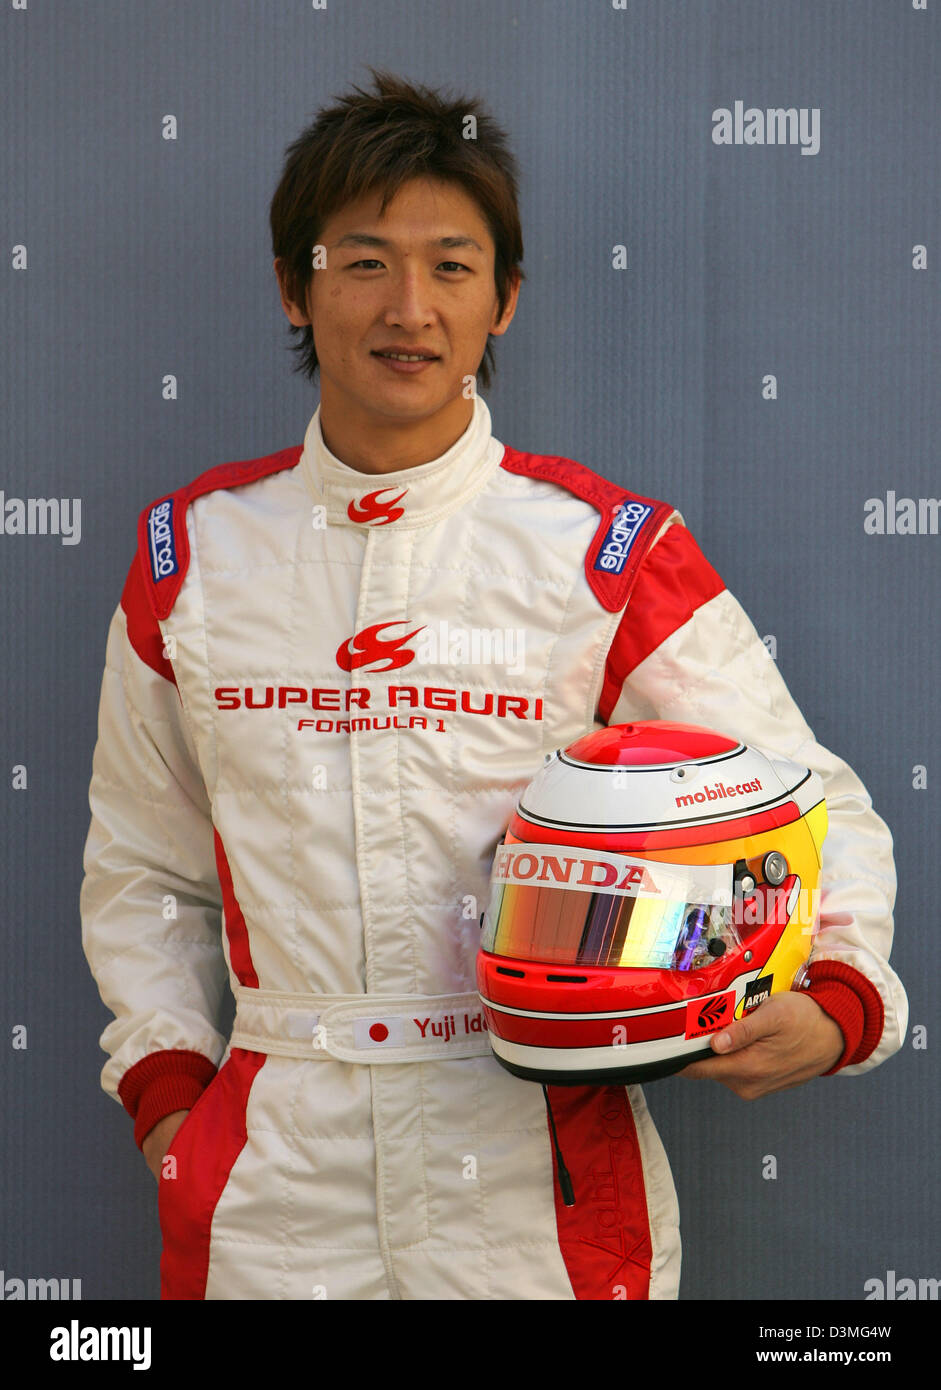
[477,720,828,1085]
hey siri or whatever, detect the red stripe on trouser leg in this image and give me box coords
[159,1049,266,1300]
[547,1084,653,1300]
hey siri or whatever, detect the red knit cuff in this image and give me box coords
[117,1050,218,1150]
[805,960,885,1073]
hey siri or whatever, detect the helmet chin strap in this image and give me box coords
[542,1085,576,1206]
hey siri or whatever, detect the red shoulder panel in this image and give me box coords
[499,445,675,613]
[136,445,303,621]
[597,524,725,722]
[121,549,177,684]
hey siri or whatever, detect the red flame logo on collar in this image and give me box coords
[347,487,408,525]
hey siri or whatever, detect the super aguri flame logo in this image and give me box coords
[347,487,408,525]
[335,620,426,673]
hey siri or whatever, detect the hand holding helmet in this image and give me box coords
[678,987,844,1098]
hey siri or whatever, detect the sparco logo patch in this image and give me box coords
[685,990,736,1039]
[594,500,653,574]
[336,620,426,673]
[147,499,177,581]
[743,974,773,1012]
[347,487,408,525]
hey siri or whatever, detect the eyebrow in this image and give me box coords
[332,233,484,252]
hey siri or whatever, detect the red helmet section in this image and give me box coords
[566,721,741,767]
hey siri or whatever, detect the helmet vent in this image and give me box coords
[496,966,526,978]
[546,974,588,983]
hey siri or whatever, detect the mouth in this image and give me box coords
[371,351,440,362]
[371,350,441,375]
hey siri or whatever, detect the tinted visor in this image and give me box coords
[481,842,736,971]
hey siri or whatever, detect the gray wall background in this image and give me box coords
[2,0,937,1301]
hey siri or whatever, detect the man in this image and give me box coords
[81,70,907,1300]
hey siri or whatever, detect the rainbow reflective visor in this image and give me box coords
[481,843,736,971]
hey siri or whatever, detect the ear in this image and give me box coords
[274,257,311,327]
[489,266,521,339]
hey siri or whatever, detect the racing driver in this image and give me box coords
[80,69,908,1301]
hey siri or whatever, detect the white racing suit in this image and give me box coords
[80,395,907,1300]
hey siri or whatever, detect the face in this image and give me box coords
[276,176,519,435]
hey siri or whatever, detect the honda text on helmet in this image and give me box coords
[477,720,828,1084]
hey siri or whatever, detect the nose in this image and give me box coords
[383,261,437,330]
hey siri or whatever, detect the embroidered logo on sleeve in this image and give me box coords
[593,500,654,574]
[147,499,178,582]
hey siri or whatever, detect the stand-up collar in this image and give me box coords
[298,394,504,529]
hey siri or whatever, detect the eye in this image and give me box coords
[347,259,470,273]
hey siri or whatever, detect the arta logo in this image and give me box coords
[336,620,426,673]
[684,990,736,1039]
[743,974,773,1013]
[347,487,408,525]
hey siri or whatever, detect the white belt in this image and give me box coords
[230,986,492,1063]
